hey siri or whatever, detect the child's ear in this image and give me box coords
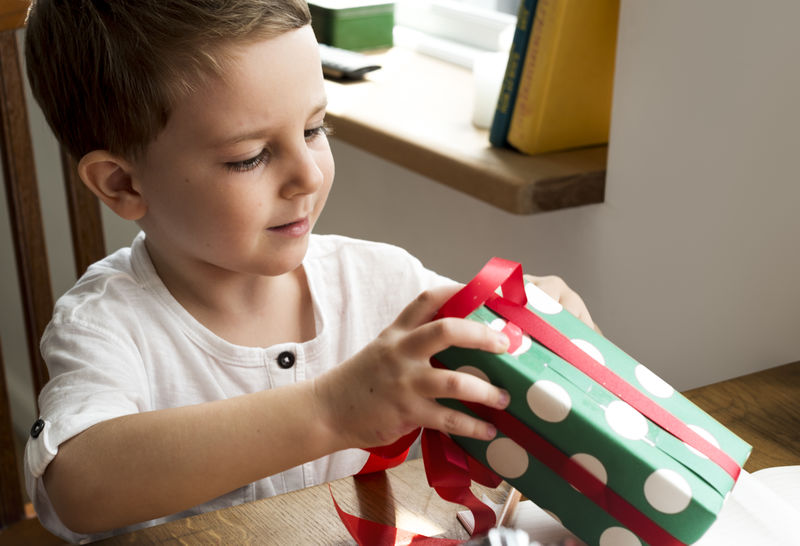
[78,150,147,221]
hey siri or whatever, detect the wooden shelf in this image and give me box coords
[325,47,606,215]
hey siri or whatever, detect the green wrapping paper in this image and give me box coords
[435,280,751,546]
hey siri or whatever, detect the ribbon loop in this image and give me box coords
[435,257,525,320]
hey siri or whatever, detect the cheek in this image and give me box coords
[316,145,335,188]
[142,172,236,229]
[317,155,335,207]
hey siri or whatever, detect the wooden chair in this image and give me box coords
[1,1,106,542]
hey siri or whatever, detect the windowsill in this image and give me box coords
[324,47,606,215]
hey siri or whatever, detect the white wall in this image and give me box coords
[3,0,800,439]
[318,0,800,391]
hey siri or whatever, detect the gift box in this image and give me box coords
[309,0,394,51]
[434,259,751,546]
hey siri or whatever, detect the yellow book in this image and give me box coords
[507,0,620,155]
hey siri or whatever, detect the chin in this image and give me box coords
[260,241,310,277]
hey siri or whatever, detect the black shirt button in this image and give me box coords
[277,351,295,369]
[30,418,45,438]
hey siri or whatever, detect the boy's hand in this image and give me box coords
[524,274,601,334]
[314,285,511,450]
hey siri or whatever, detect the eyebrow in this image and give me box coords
[216,99,328,147]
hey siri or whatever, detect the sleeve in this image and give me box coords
[24,317,149,540]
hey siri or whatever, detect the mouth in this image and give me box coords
[267,216,311,236]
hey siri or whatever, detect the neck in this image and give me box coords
[144,239,315,347]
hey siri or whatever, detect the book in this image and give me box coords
[457,466,800,545]
[488,0,538,148]
[507,0,620,155]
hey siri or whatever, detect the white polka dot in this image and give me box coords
[599,527,641,546]
[455,365,490,384]
[571,338,605,365]
[489,318,507,332]
[605,401,648,440]
[644,469,692,514]
[511,335,532,356]
[634,365,674,398]
[570,453,608,486]
[525,283,563,314]
[527,380,572,423]
[486,437,529,478]
[684,424,720,459]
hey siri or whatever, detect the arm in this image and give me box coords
[45,380,334,533]
[44,285,511,534]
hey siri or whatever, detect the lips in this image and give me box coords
[268,216,310,237]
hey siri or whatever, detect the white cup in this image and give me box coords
[472,51,509,129]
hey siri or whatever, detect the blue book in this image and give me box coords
[489,0,539,148]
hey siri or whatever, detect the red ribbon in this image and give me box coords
[330,484,462,546]
[358,429,419,475]
[458,402,684,546]
[336,427,501,545]
[348,427,503,540]
[420,429,503,533]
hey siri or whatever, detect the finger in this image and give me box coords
[392,284,463,330]
[559,291,596,329]
[524,274,566,303]
[414,368,510,410]
[552,288,601,333]
[413,398,499,441]
[525,274,600,332]
[400,317,509,358]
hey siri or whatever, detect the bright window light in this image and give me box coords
[394,0,518,68]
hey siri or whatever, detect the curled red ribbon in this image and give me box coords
[351,427,503,540]
[336,426,501,545]
[330,483,462,546]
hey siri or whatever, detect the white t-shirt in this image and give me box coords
[25,232,451,543]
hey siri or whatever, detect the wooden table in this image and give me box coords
[102,362,800,544]
[682,361,800,473]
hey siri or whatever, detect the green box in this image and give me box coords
[435,281,751,546]
[309,1,394,51]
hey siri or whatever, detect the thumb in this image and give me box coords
[392,283,463,329]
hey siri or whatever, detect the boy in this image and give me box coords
[22,0,596,542]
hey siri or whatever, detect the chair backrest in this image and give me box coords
[0,0,106,528]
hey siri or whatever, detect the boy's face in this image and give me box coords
[130,25,333,278]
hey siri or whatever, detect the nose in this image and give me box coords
[278,140,325,200]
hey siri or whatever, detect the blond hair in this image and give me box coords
[25,0,311,160]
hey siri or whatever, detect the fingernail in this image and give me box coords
[485,424,498,440]
[494,332,510,352]
[497,389,510,409]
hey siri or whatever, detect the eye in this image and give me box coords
[304,122,332,141]
[225,149,270,172]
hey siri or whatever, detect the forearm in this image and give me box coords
[44,380,342,534]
